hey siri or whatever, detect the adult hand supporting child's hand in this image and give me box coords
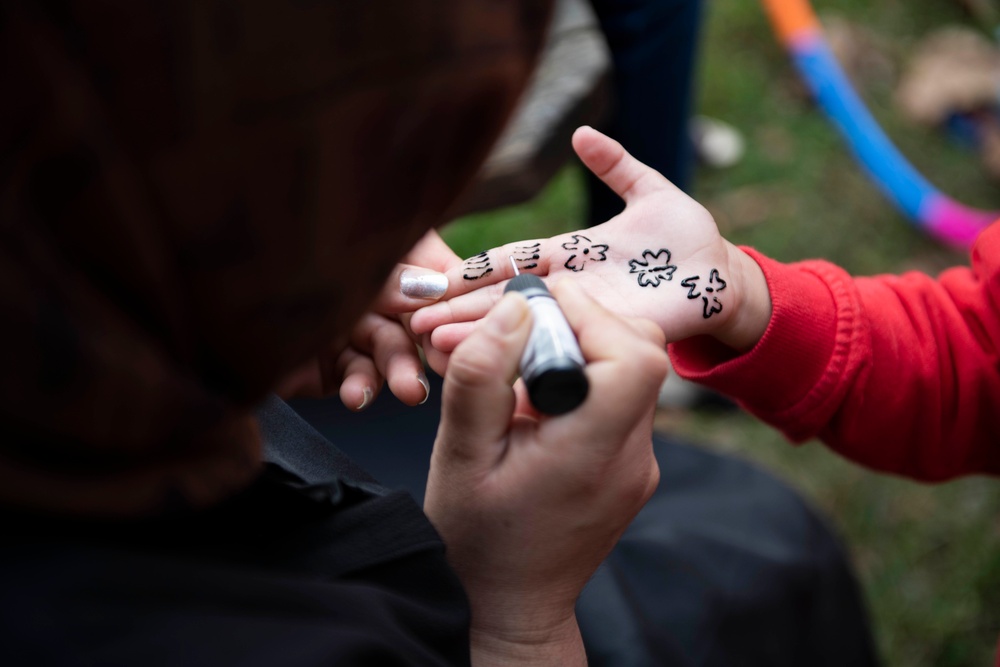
[410,127,772,359]
[277,229,460,408]
[424,279,669,666]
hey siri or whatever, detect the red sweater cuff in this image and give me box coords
[669,248,859,440]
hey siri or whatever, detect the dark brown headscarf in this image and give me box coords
[0,0,551,516]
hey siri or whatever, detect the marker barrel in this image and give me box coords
[503,274,589,414]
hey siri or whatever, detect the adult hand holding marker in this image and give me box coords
[505,256,589,415]
[425,275,669,663]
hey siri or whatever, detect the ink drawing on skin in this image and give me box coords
[628,249,677,287]
[462,251,493,280]
[562,234,608,272]
[680,268,727,318]
[513,243,540,270]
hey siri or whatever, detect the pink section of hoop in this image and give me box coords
[924,195,998,248]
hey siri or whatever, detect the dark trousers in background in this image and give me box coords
[586,0,702,225]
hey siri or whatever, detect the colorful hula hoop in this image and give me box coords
[762,0,998,247]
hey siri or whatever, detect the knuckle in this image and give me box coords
[612,452,659,512]
[646,347,671,378]
[642,321,668,348]
[625,316,666,347]
[646,458,661,499]
[447,340,502,389]
[488,282,506,303]
[634,448,661,502]
[620,339,669,380]
[352,312,385,350]
[370,318,406,350]
[502,239,543,272]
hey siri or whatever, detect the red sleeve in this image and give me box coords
[669,223,1000,481]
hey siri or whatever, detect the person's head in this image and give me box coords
[1,0,552,515]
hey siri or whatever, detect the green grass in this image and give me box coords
[441,167,585,258]
[440,1,1000,664]
[669,411,1000,667]
[691,4,1000,662]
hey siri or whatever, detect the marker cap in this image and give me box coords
[503,273,588,415]
[528,361,590,415]
[504,273,550,297]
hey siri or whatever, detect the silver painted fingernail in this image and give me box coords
[417,372,430,405]
[356,386,373,411]
[401,270,448,300]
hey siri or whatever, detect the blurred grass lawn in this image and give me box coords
[440,1,1000,664]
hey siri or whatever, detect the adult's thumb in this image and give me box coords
[436,292,531,467]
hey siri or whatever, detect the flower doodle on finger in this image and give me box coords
[629,249,677,287]
[680,268,727,318]
[562,235,608,272]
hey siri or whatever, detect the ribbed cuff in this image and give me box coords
[669,248,848,430]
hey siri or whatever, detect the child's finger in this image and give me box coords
[429,321,478,354]
[410,288,499,334]
[441,237,553,298]
[571,126,681,204]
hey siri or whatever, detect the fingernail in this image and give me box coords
[356,387,373,411]
[486,293,528,334]
[416,372,430,405]
[400,269,448,300]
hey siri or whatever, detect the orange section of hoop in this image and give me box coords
[761,0,820,43]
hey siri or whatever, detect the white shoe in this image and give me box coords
[690,115,745,169]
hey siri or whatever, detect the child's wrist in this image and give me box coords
[713,245,772,353]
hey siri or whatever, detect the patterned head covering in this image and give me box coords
[0,0,551,516]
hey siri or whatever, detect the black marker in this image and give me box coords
[504,257,589,415]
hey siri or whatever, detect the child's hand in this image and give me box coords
[410,127,771,358]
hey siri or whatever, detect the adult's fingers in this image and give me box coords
[337,347,384,411]
[428,321,478,354]
[435,292,532,468]
[274,359,326,399]
[572,126,681,204]
[274,332,349,399]
[554,279,666,360]
[417,331,451,377]
[350,313,429,406]
[547,280,669,448]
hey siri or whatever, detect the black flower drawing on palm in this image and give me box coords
[680,268,727,318]
[629,249,677,287]
[562,235,608,272]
